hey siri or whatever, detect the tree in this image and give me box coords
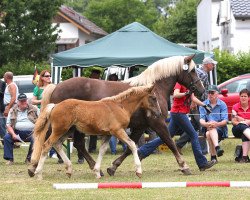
[63,0,90,13]
[154,0,199,44]
[0,0,63,67]
[84,0,160,33]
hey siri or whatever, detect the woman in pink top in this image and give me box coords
[232,88,250,162]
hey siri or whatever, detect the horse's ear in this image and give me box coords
[184,54,196,64]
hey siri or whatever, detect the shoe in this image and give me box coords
[88,149,96,153]
[211,159,218,164]
[51,153,58,159]
[57,158,63,164]
[6,160,14,165]
[177,146,183,155]
[239,157,250,163]
[77,159,84,164]
[216,149,224,157]
[199,160,216,171]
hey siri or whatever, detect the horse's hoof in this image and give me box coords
[95,174,102,179]
[66,173,72,178]
[28,168,35,177]
[181,168,192,175]
[100,170,104,177]
[136,172,142,178]
[107,167,115,176]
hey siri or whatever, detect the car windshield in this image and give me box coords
[222,78,249,93]
[15,80,35,94]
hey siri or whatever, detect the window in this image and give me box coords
[223,78,250,93]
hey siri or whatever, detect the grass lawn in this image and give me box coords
[1,137,250,200]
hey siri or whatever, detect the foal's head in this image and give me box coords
[141,85,162,118]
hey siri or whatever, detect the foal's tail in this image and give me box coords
[31,104,56,165]
[41,84,56,112]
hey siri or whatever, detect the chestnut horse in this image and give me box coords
[31,85,161,179]
[29,55,204,177]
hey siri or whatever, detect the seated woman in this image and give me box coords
[199,85,228,163]
[232,88,250,163]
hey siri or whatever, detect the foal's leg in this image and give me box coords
[107,128,144,176]
[93,135,111,179]
[114,129,142,178]
[34,138,54,180]
[53,140,73,178]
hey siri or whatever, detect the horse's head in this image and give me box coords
[142,85,162,118]
[177,54,205,97]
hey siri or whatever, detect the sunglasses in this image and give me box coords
[208,91,216,95]
[43,75,51,78]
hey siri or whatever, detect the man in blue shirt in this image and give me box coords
[199,85,228,163]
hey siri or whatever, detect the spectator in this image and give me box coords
[231,88,250,163]
[3,72,19,148]
[199,85,228,163]
[3,93,39,165]
[0,78,6,140]
[31,70,51,109]
[137,83,216,171]
[175,57,218,154]
[3,72,19,117]
[31,70,61,161]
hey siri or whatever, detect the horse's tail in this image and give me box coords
[41,84,56,112]
[31,103,55,165]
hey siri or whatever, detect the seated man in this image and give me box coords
[199,85,228,163]
[231,88,250,163]
[3,93,39,165]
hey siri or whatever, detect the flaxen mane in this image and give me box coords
[123,56,195,86]
[102,85,152,102]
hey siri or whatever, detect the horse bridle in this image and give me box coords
[187,69,201,93]
[183,64,202,93]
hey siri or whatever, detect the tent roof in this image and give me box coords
[52,22,205,67]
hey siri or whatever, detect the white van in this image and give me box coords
[13,75,35,99]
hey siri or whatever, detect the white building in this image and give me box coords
[52,5,107,53]
[197,0,250,54]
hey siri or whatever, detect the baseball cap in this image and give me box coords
[208,85,219,92]
[202,57,218,65]
[17,93,27,101]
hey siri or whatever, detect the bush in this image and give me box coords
[214,50,250,84]
[0,60,50,77]
[61,66,105,81]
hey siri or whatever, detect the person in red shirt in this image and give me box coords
[138,83,216,171]
[232,88,250,162]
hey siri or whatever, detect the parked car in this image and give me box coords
[217,74,250,120]
[13,75,35,99]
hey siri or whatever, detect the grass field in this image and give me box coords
[1,137,250,200]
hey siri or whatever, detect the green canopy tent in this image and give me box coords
[51,22,206,83]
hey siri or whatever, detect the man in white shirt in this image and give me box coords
[3,71,19,117]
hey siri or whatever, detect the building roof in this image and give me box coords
[59,5,108,36]
[231,0,250,19]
